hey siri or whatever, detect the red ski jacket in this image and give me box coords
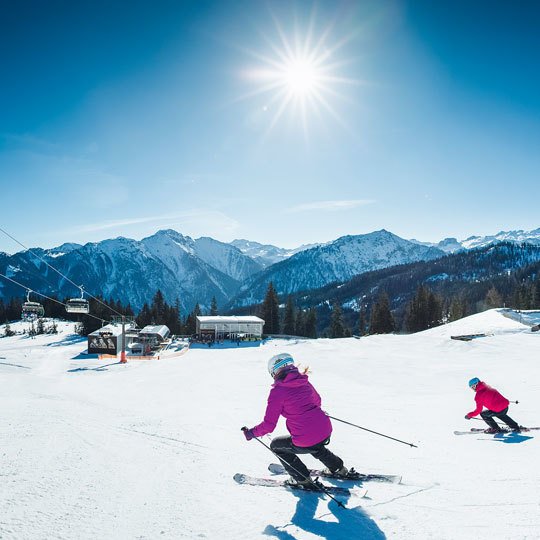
[467,381,510,417]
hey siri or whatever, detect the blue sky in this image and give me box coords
[1,0,539,254]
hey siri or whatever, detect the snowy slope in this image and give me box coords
[1,309,539,539]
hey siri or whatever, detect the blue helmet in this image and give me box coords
[468,377,480,388]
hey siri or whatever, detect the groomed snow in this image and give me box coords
[1,310,539,539]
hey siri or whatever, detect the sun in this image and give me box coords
[281,57,320,97]
[239,12,359,135]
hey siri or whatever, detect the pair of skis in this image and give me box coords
[454,426,538,436]
[234,463,401,496]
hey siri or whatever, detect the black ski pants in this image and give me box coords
[480,407,520,430]
[270,435,343,481]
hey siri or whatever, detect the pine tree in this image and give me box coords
[262,282,280,334]
[283,296,296,335]
[295,309,306,337]
[369,293,395,334]
[485,286,503,309]
[534,275,540,308]
[151,290,166,323]
[305,308,317,338]
[448,297,465,322]
[36,318,45,335]
[330,302,345,338]
[210,296,218,316]
[358,304,367,336]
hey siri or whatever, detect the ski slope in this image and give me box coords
[1,310,539,539]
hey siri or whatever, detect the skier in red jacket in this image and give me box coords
[465,377,522,433]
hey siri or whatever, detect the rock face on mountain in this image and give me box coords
[0,230,256,312]
[2,227,538,314]
[229,230,445,306]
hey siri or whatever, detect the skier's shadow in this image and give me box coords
[492,432,533,444]
[263,489,385,540]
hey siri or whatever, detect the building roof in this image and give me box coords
[138,325,170,339]
[88,324,124,337]
[196,316,264,324]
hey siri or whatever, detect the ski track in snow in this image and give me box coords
[1,311,540,539]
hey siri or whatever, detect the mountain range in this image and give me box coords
[1,227,539,313]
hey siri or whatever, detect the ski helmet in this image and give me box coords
[468,377,480,388]
[268,353,294,378]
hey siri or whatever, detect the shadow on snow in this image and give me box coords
[263,489,385,540]
[68,362,123,373]
[46,334,86,347]
[491,432,534,444]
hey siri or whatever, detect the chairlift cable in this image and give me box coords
[0,272,113,325]
[0,226,125,318]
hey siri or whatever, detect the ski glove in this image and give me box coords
[241,426,255,441]
[464,414,471,420]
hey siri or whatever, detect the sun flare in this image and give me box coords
[239,13,359,135]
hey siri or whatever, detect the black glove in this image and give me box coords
[241,426,254,441]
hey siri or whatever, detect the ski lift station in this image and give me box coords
[196,315,265,340]
[88,323,171,355]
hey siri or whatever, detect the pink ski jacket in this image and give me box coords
[467,381,510,417]
[251,367,332,447]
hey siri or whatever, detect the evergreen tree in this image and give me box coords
[304,308,317,338]
[137,303,152,328]
[262,282,280,334]
[369,293,395,334]
[426,291,443,329]
[184,303,201,335]
[210,296,218,316]
[448,297,465,322]
[330,302,345,338]
[534,275,540,308]
[358,304,367,336]
[283,296,296,335]
[485,286,503,309]
[36,318,45,335]
[151,290,166,323]
[295,309,306,337]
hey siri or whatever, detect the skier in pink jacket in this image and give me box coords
[465,377,522,433]
[242,353,347,487]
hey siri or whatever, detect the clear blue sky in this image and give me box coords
[1,0,539,254]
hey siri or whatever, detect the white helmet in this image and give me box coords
[268,353,294,378]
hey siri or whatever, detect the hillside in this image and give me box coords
[1,310,539,539]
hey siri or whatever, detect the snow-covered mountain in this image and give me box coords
[230,230,445,307]
[0,230,257,312]
[194,237,263,281]
[230,239,318,267]
[412,228,540,253]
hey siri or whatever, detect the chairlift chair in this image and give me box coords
[22,291,45,320]
[66,287,89,314]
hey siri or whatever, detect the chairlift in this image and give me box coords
[22,290,45,320]
[66,287,89,314]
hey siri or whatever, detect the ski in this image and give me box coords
[268,462,401,484]
[454,427,538,436]
[233,473,367,497]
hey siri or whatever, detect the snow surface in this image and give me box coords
[1,310,539,539]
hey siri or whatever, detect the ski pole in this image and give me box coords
[327,415,418,448]
[241,428,347,509]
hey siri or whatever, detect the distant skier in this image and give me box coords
[465,377,522,433]
[242,353,348,488]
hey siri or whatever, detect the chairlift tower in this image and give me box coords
[111,316,136,364]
